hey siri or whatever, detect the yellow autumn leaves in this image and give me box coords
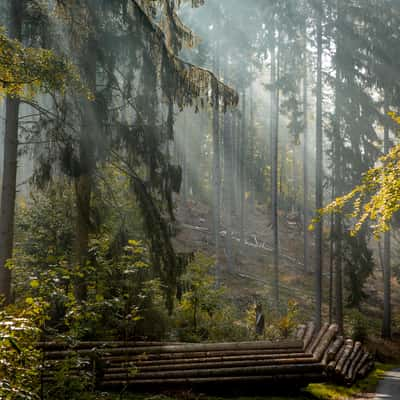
[311,113,400,237]
[0,26,83,99]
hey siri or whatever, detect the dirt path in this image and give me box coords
[373,368,400,399]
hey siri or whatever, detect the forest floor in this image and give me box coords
[174,197,400,346]
[169,197,400,399]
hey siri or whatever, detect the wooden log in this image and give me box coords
[355,353,372,378]
[326,336,344,362]
[342,341,361,377]
[107,353,315,368]
[345,347,365,385]
[43,340,303,359]
[308,322,329,353]
[39,341,186,350]
[101,356,318,373]
[102,362,324,380]
[43,356,318,377]
[352,352,370,381]
[113,352,314,366]
[313,324,339,362]
[44,346,304,360]
[321,349,330,366]
[98,373,326,388]
[44,351,314,369]
[303,322,316,351]
[296,324,307,341]
[335,339,353,375]
[327,360,336,373]
[357,361,374,379]
[334,343,347,362]
[327,341,347,373]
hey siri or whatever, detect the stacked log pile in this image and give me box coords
[40,323,373,391]
[295,322,374,385]
[41,339,324,390]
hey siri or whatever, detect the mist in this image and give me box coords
[0,1,400,398]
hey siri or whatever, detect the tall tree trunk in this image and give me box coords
[0,0,22,305]
[212,51,221,284]
[334,0,344,333]
[74,34,97,302]
[303,52,309,274]
[181,112,188,202]
[270,20,280,310]
[315,5,323,330]
[382,88,391,339]
[329,179,335,324]
[74,172,92,302]
[232,108,239,215]
[248,84,255,212]
[334,215,343,333]
[240,90,246,252]
[223,108,234,272]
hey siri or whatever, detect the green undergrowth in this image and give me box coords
[306,362,398,399]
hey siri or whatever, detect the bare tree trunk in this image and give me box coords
[247,81,255,213]
[74,34,97,302]
[240,90,246,252]
[334,0,344,334]
[270,21,280,310]
[329,180,335,324]
[74,170,92,302]
[212,50,221,283]
[334,214,343,334]
[315,5,323,330]
[223,108,234,272]
[181,112,188,202]
[0,0,22,304]
[382,88,391,339]
[232,108,239,216]
[303,52,309,274]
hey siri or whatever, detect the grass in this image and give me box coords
[306,362,398,399]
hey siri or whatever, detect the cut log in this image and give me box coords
[345,347,365,384]
[352,352,370,381]
[303,322,316,351]
[342,341,361,377]
[98,373,326,389]
[43,356,319,377]
[41,352,315,369]
[335,340,353,375]
[100,356,318,373]
[327,342,346,373]
[39,325,373,391]
[107,352,314,367]
[312,324,338,362]
[326,336,344,362]
[39,341,186,350]
[358,361,373,379]
[327,360,336,373]
[102,362,324,380]
[308,322,329,353]
[43,340,303,359]
[44,346,304,360]
[321,336,344,365]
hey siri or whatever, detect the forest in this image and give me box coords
[1,0,400,399]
